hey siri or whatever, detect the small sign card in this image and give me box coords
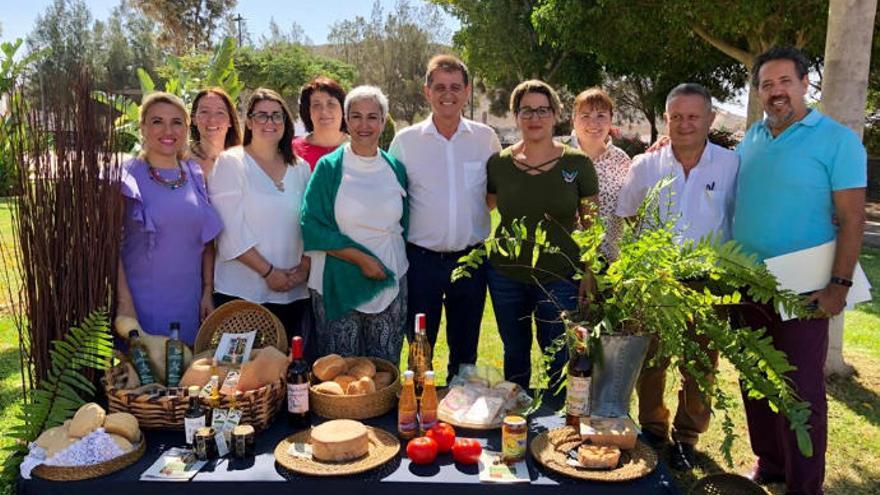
[478,450,530,483]
[214,331,256,365]
[140,447,207,481]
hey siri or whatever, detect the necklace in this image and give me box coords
[148,161,188,190]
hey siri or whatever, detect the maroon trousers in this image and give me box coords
[738,304,829,495]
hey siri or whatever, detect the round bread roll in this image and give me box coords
[332,374,357,392]
[69,403,106,437]
[110,433,134,453]
[103,412,140,443]
[35,425,76,458]
[343,356,359,368]
[346,376,376,395]
[179,358,229,389]
[313,354,347,381]
[313,381,345,396]
[347,358,376,379]
[373,371,394,390]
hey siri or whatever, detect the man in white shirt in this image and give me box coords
[389,55,501,380]
[616,83,739,471]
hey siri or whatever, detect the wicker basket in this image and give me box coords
[309,358,401,419]
[32,438,146,481]
[102,300,288,430]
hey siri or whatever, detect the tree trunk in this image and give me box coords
[819,0,877,377]
[745,73,765,129]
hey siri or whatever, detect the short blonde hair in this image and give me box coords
[139,91,190,160]
[573,87,614,116]
[509,80,562,116]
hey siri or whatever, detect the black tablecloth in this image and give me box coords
[19,407,681,495]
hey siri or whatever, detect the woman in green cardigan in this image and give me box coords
[300,85,409,365]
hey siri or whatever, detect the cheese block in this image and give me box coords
[577,444,621,469]
[310,420,370,462]
[579,417,638,450]
[69,403,106,437]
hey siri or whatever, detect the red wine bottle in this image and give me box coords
[286,336,311,428]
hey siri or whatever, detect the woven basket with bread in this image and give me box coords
[309,354,401,420]
[102,301,288,430]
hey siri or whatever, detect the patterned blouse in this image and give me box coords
[572,135,632,260]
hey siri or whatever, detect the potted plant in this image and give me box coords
[455,178,816,463]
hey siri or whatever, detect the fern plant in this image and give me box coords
[454,177,817,465]
[1,310,114,486]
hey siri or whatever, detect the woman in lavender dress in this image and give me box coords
[116,92,223,344]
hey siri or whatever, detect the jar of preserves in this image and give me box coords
[502,415,527,463]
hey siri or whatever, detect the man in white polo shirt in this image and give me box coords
[616,83,738,470]
[389,54,501,380]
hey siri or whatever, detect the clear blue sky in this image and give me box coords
[0,0,458,45]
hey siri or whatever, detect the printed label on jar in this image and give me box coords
[566,376,591,416]
[184,416,206,444]
[287,383,309,413]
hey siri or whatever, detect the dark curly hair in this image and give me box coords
[751,46,810,88]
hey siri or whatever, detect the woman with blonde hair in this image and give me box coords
[116,91,223,343]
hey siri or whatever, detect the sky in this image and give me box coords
[0,0,459,46]
[0,0,749,117]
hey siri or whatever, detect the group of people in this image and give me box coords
[116,47,866,495]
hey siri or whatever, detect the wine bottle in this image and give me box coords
[408,313,432,394]
[128,329,156,385]
[286,336,311,428]
[165,323,185,387]
[184,385,206,445]
[566,326,593,427]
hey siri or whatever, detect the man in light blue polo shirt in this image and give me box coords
[733,46,866,495]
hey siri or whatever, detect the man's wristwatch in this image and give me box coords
[829,276,853,288]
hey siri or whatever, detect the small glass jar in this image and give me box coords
[194,426,219,461]
[502,415,528,463]
[232,424,256,458]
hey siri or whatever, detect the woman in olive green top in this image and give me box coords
[486,80,598,390]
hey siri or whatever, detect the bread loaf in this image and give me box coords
[35,425,76,458]
[346,376,376,396]
[238,346,288,391]
[577,444,621,469]
[179,358,229,389]
[310,420,369,462]
[373,371,394,390]
[103,412,140,443]
[332,374,357,392]
[313,381,345,396]
[346,358,376,379]
[69,403,106,437]
[313,354,347,381]
[110,434,134,453]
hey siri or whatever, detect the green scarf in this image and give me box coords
[300,146,409,320]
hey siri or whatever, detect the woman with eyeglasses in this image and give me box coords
[209,88,313,342]
[117,92,223,344]
[190,87,243,179]
[293,77,348,170]
[570,88,631,260]
[300,85,409,364]
[486,80,599,391]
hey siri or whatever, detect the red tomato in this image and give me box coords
[406,436,438,465]
[426,422,456,453]
[451,438,482,465]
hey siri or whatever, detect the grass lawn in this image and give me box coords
[0,196,877,493]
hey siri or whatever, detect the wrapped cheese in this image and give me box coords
[579,417,638,450]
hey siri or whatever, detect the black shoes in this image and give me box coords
[745,466,786,485]
[641,429,667,448]
[668,441,697,471]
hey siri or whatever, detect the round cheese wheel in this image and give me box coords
[310,419,369,462]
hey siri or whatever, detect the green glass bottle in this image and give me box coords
[165,322,185,387]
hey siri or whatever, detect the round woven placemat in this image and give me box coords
[529,426,657,482]
[274,426,400,476]
[32,436,146,481]
[689,473,768,495]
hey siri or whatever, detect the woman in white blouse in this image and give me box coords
[300,86,409,364]
[571,88,632,260]
[210,88,312,341]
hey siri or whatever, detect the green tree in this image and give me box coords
[259,18,312,47]
[132,0,237,55]
[433,0,603,115]
[328,0,451,124]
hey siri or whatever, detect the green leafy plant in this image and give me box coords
[1,310,114,485]
[454,177,816,465]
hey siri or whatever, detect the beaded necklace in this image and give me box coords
[148,161,188,190]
